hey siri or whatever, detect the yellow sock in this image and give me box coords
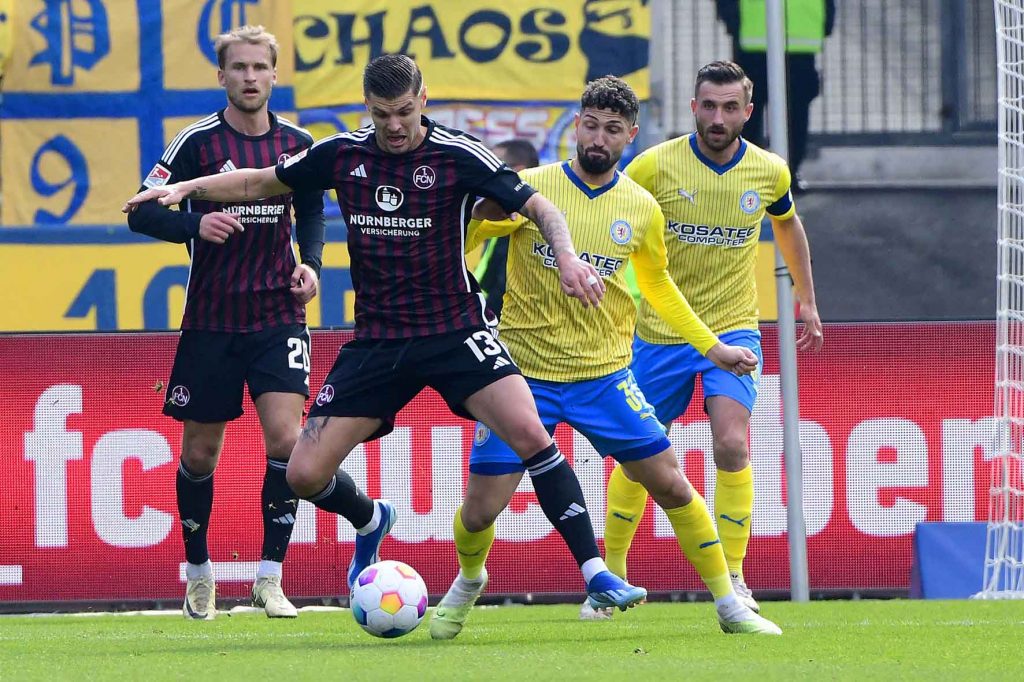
[716,466,754,577]
[603,464,649,579]
[453,507,494,580]
[664,493,732,600]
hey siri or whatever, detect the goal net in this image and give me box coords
[982,0,1024,599]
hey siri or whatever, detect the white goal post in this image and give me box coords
[981,0,1024,599]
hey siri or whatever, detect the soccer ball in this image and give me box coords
[350,560,429,638]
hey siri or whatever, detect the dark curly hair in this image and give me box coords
[694,60,753,104]
[580,75,639,124]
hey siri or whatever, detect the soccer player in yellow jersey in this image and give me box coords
[595,61,823,618]
[430,76,782,638]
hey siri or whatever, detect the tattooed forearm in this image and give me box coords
[299,416,331,444]
[244,176,250,200]
[521,194,575,257]
[187,185,208,199]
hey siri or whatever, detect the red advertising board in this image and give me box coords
[0,323,996,603]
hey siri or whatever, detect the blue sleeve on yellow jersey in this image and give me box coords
[766,160,797,220]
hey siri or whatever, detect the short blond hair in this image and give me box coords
[214,25,278,69]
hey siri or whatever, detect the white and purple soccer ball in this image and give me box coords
[350,560,429,638]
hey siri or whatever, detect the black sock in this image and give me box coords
[261,458,298,562]
[176,460,213,565]
[307,470,375,529]
[525,443,600,568]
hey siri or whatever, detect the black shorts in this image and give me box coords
[163,324,311,423]
[309,325,521,441]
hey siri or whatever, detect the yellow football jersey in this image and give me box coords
[469,161,717,382]
[625,134,795,343]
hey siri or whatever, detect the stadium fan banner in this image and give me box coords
[0,227,354,331]
[303,102,584,169]
[0,0,294,226]
[0,323,995,603]
[293,0,650,108]
[0,223,774,332]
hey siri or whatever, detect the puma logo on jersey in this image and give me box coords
[678,188,698,204]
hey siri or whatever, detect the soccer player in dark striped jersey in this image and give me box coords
[125,54,645,624]
[126,26,331,621]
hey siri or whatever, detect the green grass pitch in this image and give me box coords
[0,600,1018,680]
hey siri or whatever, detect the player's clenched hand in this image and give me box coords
[796,301,824,353]
[706,342,759,376]
[290,263,319,304]
[198,211,244,244]
[121,183,190,212]
[555,251,604,308]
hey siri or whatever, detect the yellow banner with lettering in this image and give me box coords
[0,0,293,226]
[0,0,13,77]
[294,0,650,107]
[0,229,354,331]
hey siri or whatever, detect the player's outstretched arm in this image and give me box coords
[771,213,823,352]
[122,166,290,212]
[518,192,604,307]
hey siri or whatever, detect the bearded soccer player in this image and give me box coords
[126,26,330,619]
[432,76,782,638]
[592,61,823,618]
[125,54,646,619]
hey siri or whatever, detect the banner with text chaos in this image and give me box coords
[0,322,997,603]
[0,0,294,226]
[293,0,650,108]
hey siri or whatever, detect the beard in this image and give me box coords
[576,143,619,174]
[696,119,742,152]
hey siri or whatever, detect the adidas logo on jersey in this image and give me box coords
[349,163,367,178]
[271,513,296,525]
[219,159,237,173]
[492,356,511,370]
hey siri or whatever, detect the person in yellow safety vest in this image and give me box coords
[716,0,835,192]
[474,138,540,318]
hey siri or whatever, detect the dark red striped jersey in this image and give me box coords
[276,116,536,339]
[144,110,320,332]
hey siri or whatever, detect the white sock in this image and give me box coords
[256,560,283,579]
[581,557,609,583]
[443,569,487,605]
[186,560,213,581]
[457,568,486,586]
[356,501,382,536]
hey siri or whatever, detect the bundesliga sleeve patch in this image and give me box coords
[283,148,308,168]
[143,163,172,188]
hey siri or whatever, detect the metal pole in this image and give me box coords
[765,0,810,602]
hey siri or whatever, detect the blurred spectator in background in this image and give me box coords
[474,138,540,317]
[716,0,835,191]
